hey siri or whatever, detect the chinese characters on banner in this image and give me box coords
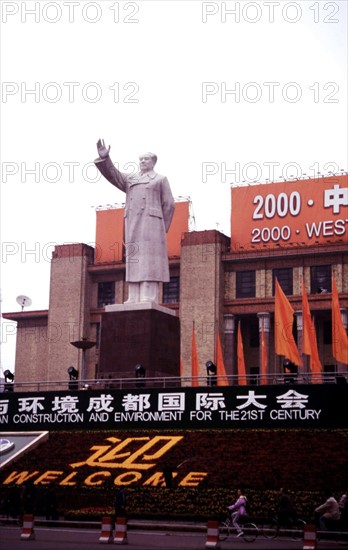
[1,385,347,430]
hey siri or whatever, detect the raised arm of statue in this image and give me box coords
[96,138,110,159]
[95,139,126,192]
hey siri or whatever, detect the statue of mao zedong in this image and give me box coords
[94,139,175,303]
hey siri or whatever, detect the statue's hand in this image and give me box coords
[97,138,111,159]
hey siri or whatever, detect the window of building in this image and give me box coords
[310,265,331,294]
[97,281,115,307]
[323,319,332,344]
[249,318,259,348]
[236,271,256,298]
[163,276,180,304]
[273,268,293,295]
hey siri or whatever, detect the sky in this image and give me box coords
[1,0,347,373]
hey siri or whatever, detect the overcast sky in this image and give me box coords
[1,0,347,373]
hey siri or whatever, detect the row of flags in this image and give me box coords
[187,275,348,384]
[275,274,348,368]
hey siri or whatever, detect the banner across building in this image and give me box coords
[1,384,347,431]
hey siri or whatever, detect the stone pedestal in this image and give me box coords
[99,303,180,381]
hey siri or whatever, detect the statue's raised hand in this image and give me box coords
[97,139,111,159]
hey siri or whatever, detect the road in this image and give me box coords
[0,524,346,550]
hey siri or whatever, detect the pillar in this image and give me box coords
[295,310,308,376]
[257,312,270,383]
[179,231,229,379]
[224,314,235,378]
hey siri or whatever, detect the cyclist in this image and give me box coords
[277,488,296,526]
[314,490,340,531]
[228,488,248,537]
[338,489,348,527]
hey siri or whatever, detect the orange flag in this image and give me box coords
[237,321,247,385]
[261,319,268,385]
[191,324,200,386]
[216,329,229,386]
[302,281,322,380]
[332,275,348,364]
[274,278,302,367]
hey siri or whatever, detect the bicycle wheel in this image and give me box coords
[243,522,258,542]
[262,518,279,539]
[291,519,306,540]
[219,520,231,541]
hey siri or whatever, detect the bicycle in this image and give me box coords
[220,515,259,542]
[262,514,306,540]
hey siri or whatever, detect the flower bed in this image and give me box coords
[1,428,346,522]
[61,487,328,523]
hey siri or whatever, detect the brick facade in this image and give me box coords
[3,232,348,386]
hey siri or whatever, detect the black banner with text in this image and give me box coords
[1,384,347,431]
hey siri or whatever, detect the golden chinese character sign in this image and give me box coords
[1,427,347,492]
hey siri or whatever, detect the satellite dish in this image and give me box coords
[16,295,32,311]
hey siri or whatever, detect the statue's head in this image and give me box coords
[139,152,157,173]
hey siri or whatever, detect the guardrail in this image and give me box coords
[1,373,346,392]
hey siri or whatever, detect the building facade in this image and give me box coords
[3,176,348,387]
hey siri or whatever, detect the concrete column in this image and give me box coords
[179,231,229,379]
[47,244,94,384]
[257,312,270,383]
[295,310,308,375]
[224,314,235,377]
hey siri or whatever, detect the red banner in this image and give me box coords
[231,175,348,250]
